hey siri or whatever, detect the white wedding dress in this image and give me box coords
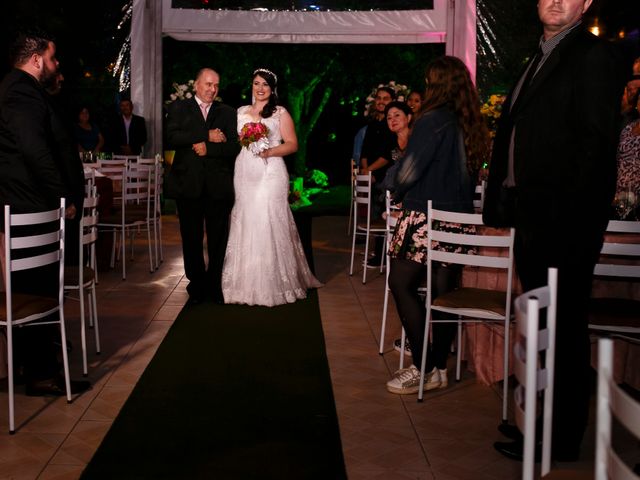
[221,105,322,306]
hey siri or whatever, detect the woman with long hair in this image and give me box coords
[221,68,321,306]
[386,56,490,395]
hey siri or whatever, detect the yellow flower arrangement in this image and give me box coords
[480,94,507,138]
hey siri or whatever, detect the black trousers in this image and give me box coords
[514,227,602,454]
[389,259,460,371]
[176,195,233,301]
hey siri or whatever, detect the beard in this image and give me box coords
[40,62,59,88]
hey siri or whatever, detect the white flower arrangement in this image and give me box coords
[166,80,195,104]
[363,80,410,117]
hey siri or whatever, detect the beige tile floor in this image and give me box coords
[0,213,606,479]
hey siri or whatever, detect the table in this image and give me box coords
[461,227,640,390]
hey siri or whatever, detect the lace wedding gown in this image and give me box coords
[221,105,322,306]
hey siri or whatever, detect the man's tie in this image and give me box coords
[200,103,210,120]
[511,48,543,113]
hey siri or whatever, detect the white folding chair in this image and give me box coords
[512,268,557,480]
[418,201,515,422]
[64,187,100,376]
[135,154,163,270]
[0,199,71,433]
[595,337,640,480]
[589,219,640,336]
[97,167,153,279]
[349,172,386,284]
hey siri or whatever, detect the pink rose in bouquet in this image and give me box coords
[239,122,270,161]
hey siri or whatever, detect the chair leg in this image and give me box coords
[79,287,88,376]
[58,314,72,403]
[362,231,370,284]
[7,326,15,433]
[380,263,391,355]
[121,226,126,280]
[456,321,462,381]
[147,223,154,273]
[91,284,100,354]
[502,319,510,423]
[399,328,407,370]
[349,227,358,276]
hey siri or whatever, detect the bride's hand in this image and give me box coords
[259,148,272,159]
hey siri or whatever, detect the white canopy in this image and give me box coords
[131,0,476,156]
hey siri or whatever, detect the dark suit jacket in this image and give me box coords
[164,98,240,200]
[110,113,147,155]
[0,69,72,218]
[483,26,625,256]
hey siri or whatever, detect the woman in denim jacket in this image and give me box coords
[386,56,490,395]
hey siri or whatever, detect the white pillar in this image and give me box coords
[131,0,163,157]
[445,0,477,82]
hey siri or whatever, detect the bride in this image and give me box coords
[221,68,322,306]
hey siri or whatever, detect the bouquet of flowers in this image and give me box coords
[239,122,270,161]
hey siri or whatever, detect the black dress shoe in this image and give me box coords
[187,295,204,305]
[494,439,579,463]
[26,377,92,397]
[498,423,523,441]
[494,439,533,462]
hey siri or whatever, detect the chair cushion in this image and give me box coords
[588,297,640,329]
[433,287,507,316]
[0,293,58,322]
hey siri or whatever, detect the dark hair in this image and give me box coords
[253,69,278,119]
[376,86,397,100]
[10,28,54,67]
[384,100,412,117]
[419,55,490,177]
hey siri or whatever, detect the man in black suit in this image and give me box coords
[164,68,240,304]
[0,29,89,396]
[109,98,147,155]
[484,0,625,462]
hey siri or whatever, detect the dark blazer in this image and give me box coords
[0,69,72,217]
[110,113,147,155]
[483,27,625,248]
[164,98,240,200]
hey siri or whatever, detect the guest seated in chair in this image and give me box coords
[385,56,490,396]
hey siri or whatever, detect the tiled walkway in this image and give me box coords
[0,213,601,479]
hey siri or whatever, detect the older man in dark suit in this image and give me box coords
[484,0,626,462]
[164,68,240,304]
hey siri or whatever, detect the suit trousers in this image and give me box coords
[514,227,602,454]
[176,195,233,301]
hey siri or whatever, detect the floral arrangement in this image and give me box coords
[166,80,194,104]
[363,81,410,117]
[239,122,270,160]
[480,94,507,139]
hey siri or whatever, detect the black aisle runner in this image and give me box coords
[82,212,346,479]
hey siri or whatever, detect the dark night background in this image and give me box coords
[0,0,638,185]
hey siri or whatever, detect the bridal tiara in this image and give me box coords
[253,68,278,82]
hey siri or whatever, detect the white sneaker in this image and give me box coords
[386,365,423,394]
[424,367,448,390]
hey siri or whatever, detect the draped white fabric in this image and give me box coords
[162,4,448,44]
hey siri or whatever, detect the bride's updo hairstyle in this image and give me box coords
[253,68,278,119]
